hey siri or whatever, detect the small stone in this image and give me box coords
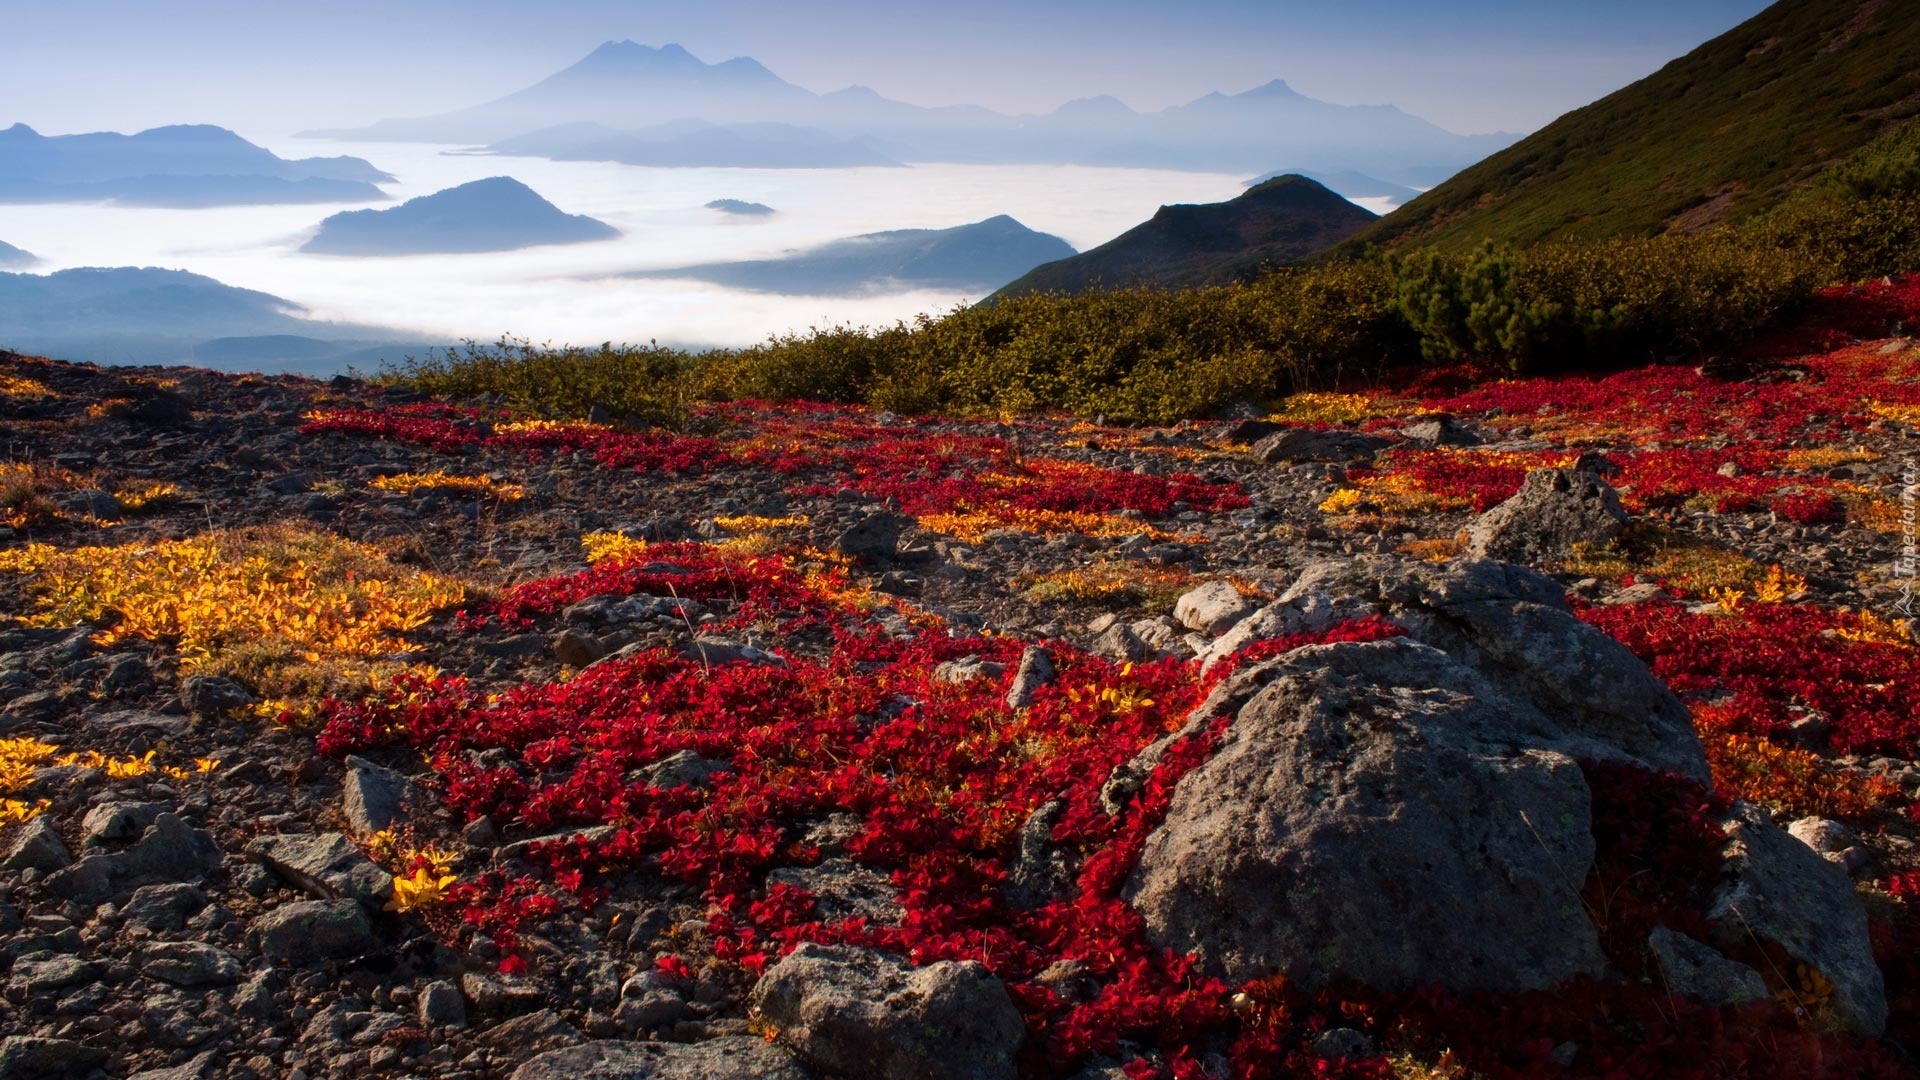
[140,940,244,986]
[252,899,375,964]
[419,979,466,1028]
[552,630,607,667]
[835,511,905,562]
[1173,580,1255,636]
[245,832,393,905]
[2,815,72,872]
[9,951,97,994]
[1090,622,1150,663]
[341,756,411,834]
[1004,646,1056,711]
[633,750,729,791]
[1309,1027,1376,1060]
[509,1038,810,1080]
[121,883,208,932]
[80,801,167,846]
[180,675,254,718]
[0,1036,110,1079]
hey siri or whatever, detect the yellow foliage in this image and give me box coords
[0,375,55,399]
[1868,401,1920,426]
[1837,609,1911,646]
[1750,564,1807,604]
[1267,392,1389,424]
[1782,447,1880,471]
[369,470,523,501]
[712,514,808,532]
[581,531,649,564]
[385,867,458,912]
[1709,586,1746,612]
[916,507,1191,545]
[0,526,462,717]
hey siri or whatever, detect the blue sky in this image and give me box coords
[1,0,1772,138]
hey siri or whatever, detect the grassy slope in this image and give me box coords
[1356,0,1920,250]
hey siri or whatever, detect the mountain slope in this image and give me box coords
[0,241,33,267]
[993,175,1375,297]
[301,177,619,255]
[1357,0,1920,249]
[628,215,1074,295]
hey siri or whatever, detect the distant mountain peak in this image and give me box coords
[301,175,618,255]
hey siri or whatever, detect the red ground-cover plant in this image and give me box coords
[317,541,1907,1078]
[1581,599,1920,760]
[303,403,1247,531]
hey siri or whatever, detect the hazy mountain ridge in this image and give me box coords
[0,241,34,267]
[307,41,1513,181]
[628,214,1075,295]
[481,120,906,169]
[0,265,425,370]
[1354,0,1920,248]
[0,123,393,207]
[993,174,1375,297]
[301,177,619,255]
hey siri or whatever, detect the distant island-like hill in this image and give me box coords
[301,177,620,255]
[994,174,1375,297]
[0,241,34,267]
[707,199,775,216]
[628,214,1074,295]
[0,123,392,207]
[0,265,426,370]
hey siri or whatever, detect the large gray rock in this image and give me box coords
[1465,467,1628,564]
[752,943,1024,1080]
[1647,925,1769,1007]
[79,800,167,846]
[1249,428,1393,464]
[1707,802,1887,1036]
[510,1038,812,1080]
[835,511,905,562]
[245,832,393,905]
[1129,639,1607,992]
[45,812,219,904]
[1197,555,1708,783]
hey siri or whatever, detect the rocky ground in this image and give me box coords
[0,280,1918,1079]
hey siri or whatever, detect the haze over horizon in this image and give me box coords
[3,0,1770,139]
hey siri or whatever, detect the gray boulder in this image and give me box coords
[1249,428,1393,464]
[766,858,903,925]
[753,943,1024,1080]
[1465,467,1628,564]
[179,674,254,718]
[1173,580,1255,636]
[342,755,413,833]
[1004,646,1056,710]
[835,511,905,562]
[245,832,393,905]
[0,1036,110,1080]
[1647,925,1769,1007]
[1129,639,1607,992]
[1707,802,1887,1036]
[1197,555,1707,783]
[45,812,219,904]
[510,1038,812,1080]
[252,898,375,964]
[80,800,167,846]
[2,815,71,872]
[140,940,244,986]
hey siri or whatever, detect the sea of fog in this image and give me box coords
[0,137,1397,356]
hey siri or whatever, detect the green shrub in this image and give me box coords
[382,338,694,427]
[1388,235,1817,371]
